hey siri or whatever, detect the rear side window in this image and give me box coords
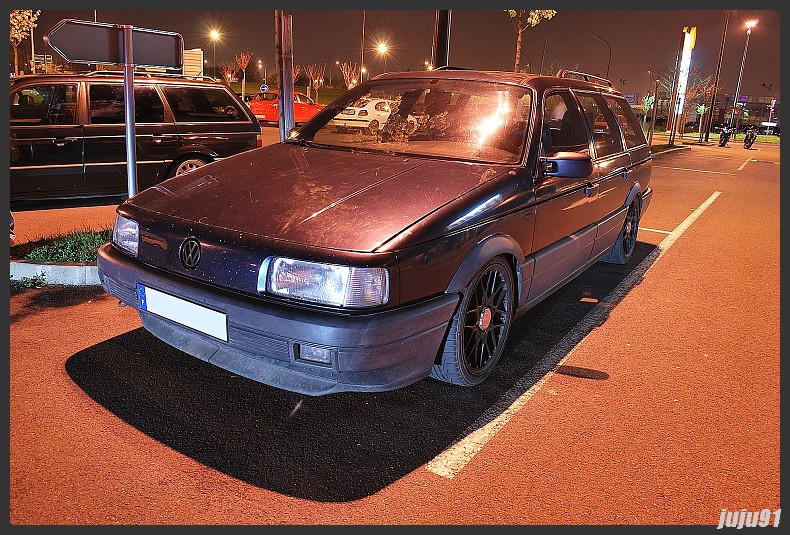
[162,85,246,122]
[603,95,647,149]
[575,92,625,158]
[10,84,78,126]
[88,84,166,124]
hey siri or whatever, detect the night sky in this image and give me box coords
[26,6,780,100]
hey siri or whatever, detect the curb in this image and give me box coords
[10,259,100,286]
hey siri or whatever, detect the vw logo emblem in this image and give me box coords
[179,237,202,269]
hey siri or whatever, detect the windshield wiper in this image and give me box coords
[284,138,325,148]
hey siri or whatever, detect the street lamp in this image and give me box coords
[361,66,367,82]
[376,42,389,74]
[595,34,611,78]
[729,19,758,131]
[210,29,221,80]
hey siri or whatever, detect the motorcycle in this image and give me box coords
[743,127,757,149]
[718,126,732,147]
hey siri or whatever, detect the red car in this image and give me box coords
[248,90,325,125]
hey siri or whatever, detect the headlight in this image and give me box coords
[259,257,389,308]
[112,214,139,256]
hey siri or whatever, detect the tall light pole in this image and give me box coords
[376,42,389,75]
[360,10,366,82]
[729,19,758,132]
[595,34,611,78]
[210,29,221,80]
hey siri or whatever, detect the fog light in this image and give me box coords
[295,343,334,366]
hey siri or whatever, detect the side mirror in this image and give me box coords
[540,152,593,178]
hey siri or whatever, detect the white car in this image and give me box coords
[332,98,417,135]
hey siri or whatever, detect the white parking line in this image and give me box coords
[653,165,735,175]
[425,191,723,479]
[638,227,672,234]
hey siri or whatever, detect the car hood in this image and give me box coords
[129,143,511,252]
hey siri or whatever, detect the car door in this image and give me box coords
[83,83,180,196]
[10,82,83,201]
[573,91,632,260]
[528,89,598,303]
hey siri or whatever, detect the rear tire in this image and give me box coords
[601,199,640,264]
[430,257,514,387]
[167,156,210,179]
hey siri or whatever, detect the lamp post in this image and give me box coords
[729,19,757,132]
[595,34,611,78]
[376,42,389,75]
[210,29,220,80]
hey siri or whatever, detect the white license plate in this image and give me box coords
[137,284,228,341]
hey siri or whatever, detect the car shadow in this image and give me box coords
[65,241,657,502]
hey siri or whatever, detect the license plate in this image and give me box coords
[137,284,228,341]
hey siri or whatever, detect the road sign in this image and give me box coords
[45,19,183,69]
[260,84,269,92]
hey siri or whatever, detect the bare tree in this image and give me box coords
[292,64,302,88]
[339,61,360,89]
[659,65,715,137]
[235,51,253,100]
[219,60,237,87]
[304,63,326,100]
[10,10,40,75]
[504,9,556,72]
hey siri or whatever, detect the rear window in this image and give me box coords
[603,95,647,149]
[161,85,247,123]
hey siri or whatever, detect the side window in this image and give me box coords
[375,101,390,112]
[134,85,165,123]
[604,96,647,149]
[575,92,625,158]
[89,84,125,124]
[542,91,590,156]
[10,84,77,126]
[162,86,244,122]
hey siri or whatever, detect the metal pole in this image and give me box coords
[539,18,550,75]
[729,26,753,133]
[360,10,365,82]
[595,34,610,78]
[648,78,659,147]
[667,29,684,146]
[432,10,451,69]
[275,11,295,140]
[30,27,35,73]
[121,24,138,198]
[704,11,728,142]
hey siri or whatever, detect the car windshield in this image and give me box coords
[298,79,532,164]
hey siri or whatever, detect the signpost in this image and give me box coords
[45,19,184,198]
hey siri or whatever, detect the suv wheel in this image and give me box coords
[168,156,210,178]
[431,256,514,387]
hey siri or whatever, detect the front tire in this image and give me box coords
[431,257,514,387]
[367,120,380,135]
[601,199,640,264]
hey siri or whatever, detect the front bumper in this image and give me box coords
[97,244,459,396]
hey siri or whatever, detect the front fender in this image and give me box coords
[445,233,529,306]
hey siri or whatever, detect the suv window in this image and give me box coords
[542,91,590,156]
[575,92,625,158]
[161,85,245,122]
[11,84,78,126]
[603,95,647,149]
[88,84,165,124]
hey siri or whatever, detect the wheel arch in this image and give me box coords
[445,233,525,302]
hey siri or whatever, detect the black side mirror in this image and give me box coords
[540,152,594,178]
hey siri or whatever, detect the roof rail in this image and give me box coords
[82,70,219,82]
[555,69,613,88]
[433,65,472,70]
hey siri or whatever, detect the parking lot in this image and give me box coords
[9,142,780,524]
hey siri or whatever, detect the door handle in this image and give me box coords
[584,184,597,197]
[53,137,79,147]
[622,170,629,180]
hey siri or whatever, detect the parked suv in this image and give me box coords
[10,71,262,202]
[98,68,652,396]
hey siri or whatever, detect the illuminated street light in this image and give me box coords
[361,66,367,82]
[729,19,758,131]
[210,29,221,80]
[376,42,389,74]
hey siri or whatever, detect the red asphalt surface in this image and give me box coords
[9,140,780,525]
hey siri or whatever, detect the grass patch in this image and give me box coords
[11,228,113,263]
